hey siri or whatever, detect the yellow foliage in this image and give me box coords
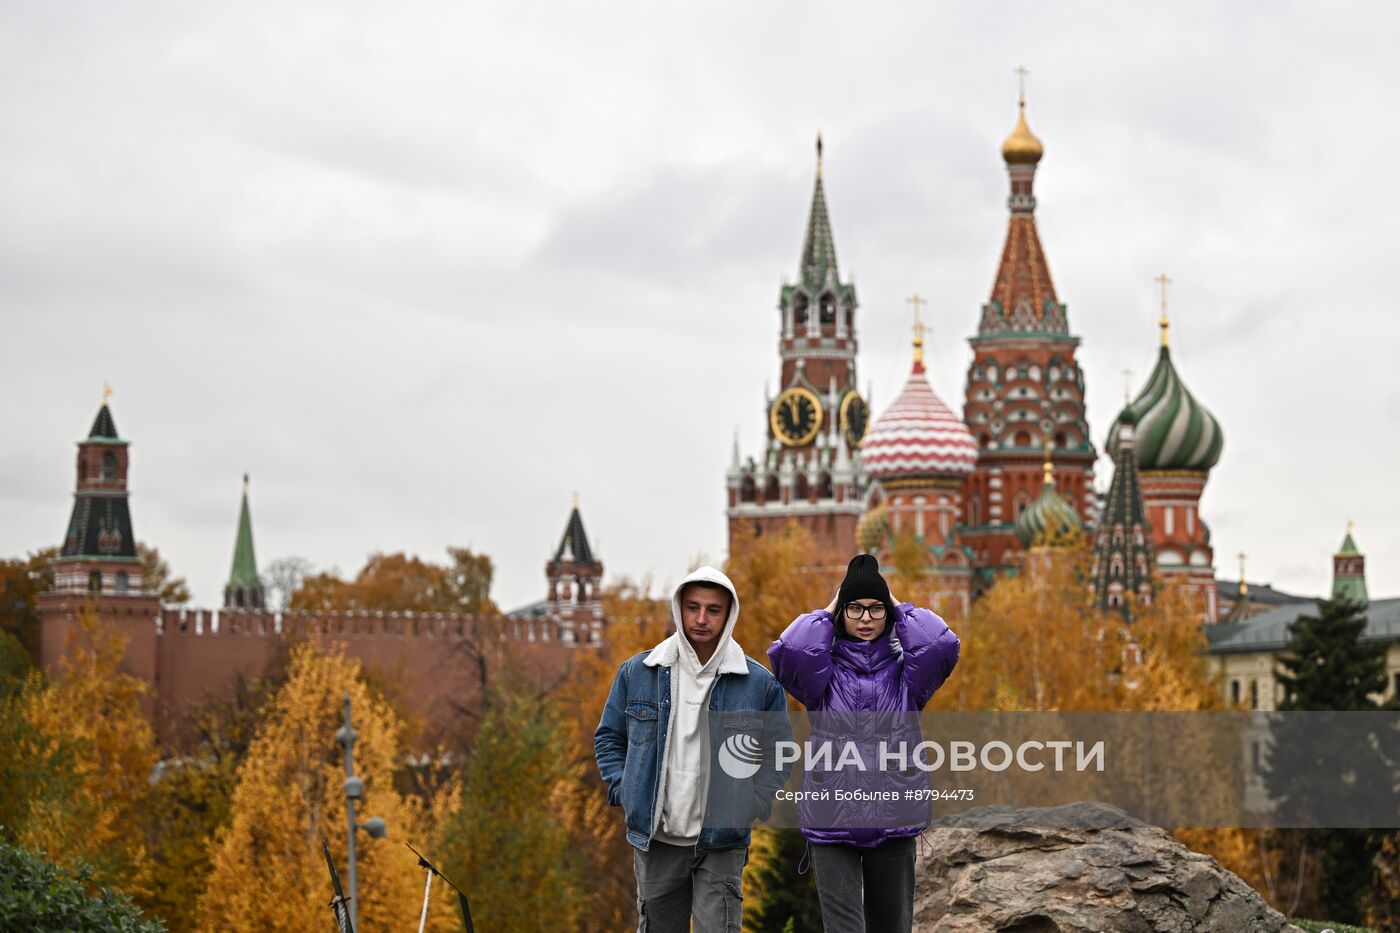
[18,606,157,892]
[196,643,456,932]
[723,521,843,669]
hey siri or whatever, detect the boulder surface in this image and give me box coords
[913,802,1302,932]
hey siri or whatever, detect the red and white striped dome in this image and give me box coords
[862,364,979,480]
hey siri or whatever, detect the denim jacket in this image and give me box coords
[594,649,793,853]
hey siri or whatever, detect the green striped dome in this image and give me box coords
[1015,476,1084,547]
[1109,347,1223,471]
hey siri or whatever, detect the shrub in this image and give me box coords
[0,835,164,931]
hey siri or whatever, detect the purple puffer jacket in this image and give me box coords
[767,603,960,847]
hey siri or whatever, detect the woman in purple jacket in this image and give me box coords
[767,554,960,933]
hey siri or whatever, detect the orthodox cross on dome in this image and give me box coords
[1014,65,1030,105]
[1155,273,1173,348]
[102,383,113,405]
[907,293,928,370]
[1237,552,1248,597]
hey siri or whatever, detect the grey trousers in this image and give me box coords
[632,840,747,933]
[810,837,916,933]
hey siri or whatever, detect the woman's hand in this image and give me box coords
[823,591,839,615]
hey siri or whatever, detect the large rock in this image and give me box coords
[914,802,1302,933]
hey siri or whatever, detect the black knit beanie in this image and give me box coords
[836,554,893,629]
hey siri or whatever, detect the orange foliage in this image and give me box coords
[291,548,497,615]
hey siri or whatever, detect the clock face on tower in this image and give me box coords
[770,387,823,447]
[840,391,869,448]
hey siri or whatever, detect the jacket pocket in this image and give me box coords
[626,702,659,746]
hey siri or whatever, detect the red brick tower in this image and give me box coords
[38,394,160,682]
[727,138,868,554]
[546,499,604,645]
[960,95,1095,583]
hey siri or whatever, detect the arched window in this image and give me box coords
[816,472,833,500]
[1230,680,1241,704]
[88,570,103,592]
[1055,432,1067,448]
[577,582,588,604]
[78,455,88,482]
[1249,680,1259,710]
[764,474,780,503]
[115,571,129,593]
[819,293,835,324]
[1013,431,1032,448]
[793,293,809,325]
[102,451,117,481]
[794,474,809,501]
[740,475,756,503]
[969,496,982,527]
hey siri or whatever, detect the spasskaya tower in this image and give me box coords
[726,138,869,554]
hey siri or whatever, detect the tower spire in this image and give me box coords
[225,474,263,609]
[798,136,839,293]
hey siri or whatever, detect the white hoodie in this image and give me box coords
[643,565,747,845]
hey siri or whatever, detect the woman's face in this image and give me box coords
[842,598,887,641]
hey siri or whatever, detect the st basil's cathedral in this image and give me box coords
[725,94,1227,623]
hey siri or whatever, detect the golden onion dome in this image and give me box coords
[1001,103,1044,165]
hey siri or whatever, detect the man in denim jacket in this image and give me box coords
[594,566,791,932]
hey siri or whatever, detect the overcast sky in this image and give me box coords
[2,2,1397,612]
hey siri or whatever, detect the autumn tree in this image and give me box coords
[14,607,158,895]
[723,521,843,663]
[139,642,298,930]
[440,678,585,933]
[197,644,457,932]
[0,546,58,662]
[290,548,498,615]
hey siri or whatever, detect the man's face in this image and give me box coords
[680,584,730,652]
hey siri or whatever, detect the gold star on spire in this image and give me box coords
[1043,436,1055,487]
[102,383,113,406]
[1238,552,1248,597]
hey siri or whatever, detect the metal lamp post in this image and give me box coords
[335,692,387,933]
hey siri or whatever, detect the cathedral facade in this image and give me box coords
[728,97,1227,621]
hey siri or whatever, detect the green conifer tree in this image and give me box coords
[1267,597,1390,925]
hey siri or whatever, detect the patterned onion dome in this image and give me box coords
[1108,346,1223,471]
[1015,466,1084,547]
[862,364,979,481]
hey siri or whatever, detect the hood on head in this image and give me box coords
[671,566,740,673]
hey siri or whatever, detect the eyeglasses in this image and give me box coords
[843,603,886,621]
